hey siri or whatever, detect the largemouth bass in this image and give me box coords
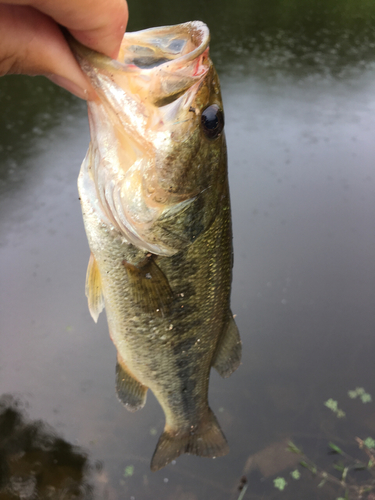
[72,21,241,471]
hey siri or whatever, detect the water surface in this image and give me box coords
[1,1,375,498]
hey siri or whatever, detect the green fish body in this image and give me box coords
[73,21,241,471]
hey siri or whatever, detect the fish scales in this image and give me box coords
[72,21,241,471]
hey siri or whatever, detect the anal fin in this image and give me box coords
[150,407,228,471]
[116,356,148,412]
[85,252,104,322]
[123,254,173,316]
[212,313,241,378]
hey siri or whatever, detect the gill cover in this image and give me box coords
[72,22,226,255]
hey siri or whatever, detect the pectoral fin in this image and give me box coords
[85,253,105,322]
[116,356,148,412]
[212,314,241,378]
[123,255,173,316]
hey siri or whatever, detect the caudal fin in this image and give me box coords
[150,408,229,472]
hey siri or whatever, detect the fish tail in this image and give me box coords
[150,408,229,471]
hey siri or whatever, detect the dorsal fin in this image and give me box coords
[85,253,105,322]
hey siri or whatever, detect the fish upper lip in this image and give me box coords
[117,21,210,72]
[70,21,210,76]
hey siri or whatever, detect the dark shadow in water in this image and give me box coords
[0,395,104,500]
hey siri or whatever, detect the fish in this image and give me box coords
[70,21,241,471]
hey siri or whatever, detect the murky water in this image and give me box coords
[1,1,375,498]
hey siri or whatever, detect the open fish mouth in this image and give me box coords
[118,21,210,69]
[72,22,210,107]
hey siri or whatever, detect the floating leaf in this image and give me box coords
[355,387,365,395]
[273,477,287,491]
[329,442,343,454]
[360,393,372,403]
[364,437,375,449]
[325,399,338,412]
[324,399,345,418]
[348,390,357,399]
[124,465,134,477]
[290,469,300,480]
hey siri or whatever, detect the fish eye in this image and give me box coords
[201,104,224,140]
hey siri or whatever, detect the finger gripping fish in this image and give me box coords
[71,21,241,471]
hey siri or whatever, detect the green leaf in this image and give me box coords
[364,437,375,449]
[273,477,287,491]
[360,393,372,403]
[355,387,365,395]
[124,465,134,477]
[300,461,317,474]
[287,441,302,454]
[325,399,338,411]
[329,442,343,454]
[348,390,357,399]
[290,469,301,480]
[341,466,349,482]
[336,409,346,418]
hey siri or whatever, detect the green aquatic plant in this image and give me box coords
[123,465,134,477]
[348,387,372,404]
[324,399,346,418]
[290,469,301,480]
[273,477,287,490]
[276,391,375,499]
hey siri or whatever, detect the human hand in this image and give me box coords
[0,0,128,99]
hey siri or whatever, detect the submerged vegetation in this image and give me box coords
[267,388,375,499]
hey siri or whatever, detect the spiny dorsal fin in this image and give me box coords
[150,407,229,471]
[212,314,241,378]
[123,254,173,316]
[85,253,105,322]
[116,356,148,412]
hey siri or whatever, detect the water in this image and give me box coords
[1,0,375,498]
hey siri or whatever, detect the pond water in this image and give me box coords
[1,0,375,498]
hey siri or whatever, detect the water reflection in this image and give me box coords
[0,395,104,499]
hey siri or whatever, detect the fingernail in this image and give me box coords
[47,74,89,100]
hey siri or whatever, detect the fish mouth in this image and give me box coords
[118,21,210,71]
[71,22,210,106]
